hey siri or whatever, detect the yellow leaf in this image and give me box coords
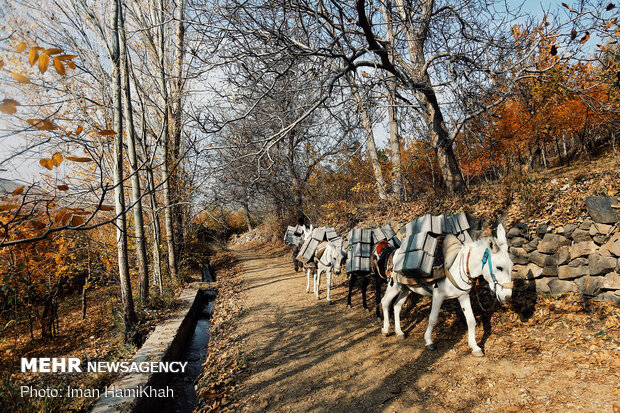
[28,48,39,66]
[0,204,19,212]
[44,48,63,55]
[70,215,84,226]
[54,209,68,223]
[0,99,20,115]
[99,205,115,211]
[12,185,24,196]
[52,152,63,166]
[56,54,76,61]
[76,126,84,134]
[98,129,116,136]
[11,72,30,84]
[16,41,27,52]
[65,156,92,162]
[53,57,66,75]
[66,61,76,70]
[38,54,49,74]
[57,184,69,191]
[39,158,53,170]
[30,220,46,230]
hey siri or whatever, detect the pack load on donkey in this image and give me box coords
[393,213,470,285]
[346,228,373,273]
[297,227,341,265]
[284,225,305,246]
[372,224,401,248]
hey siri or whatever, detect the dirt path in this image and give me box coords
[230,246,619,413]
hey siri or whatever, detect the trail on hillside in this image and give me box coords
[229,246,618,413]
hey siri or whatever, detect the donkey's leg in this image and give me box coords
[361,276,369,311]
[424,292,446,350]
[306,268,311,293]
[393,289,411,339]
[375,275,382,319]
[314,268,321,300]
[326,270,332,304]
[381,281,401,336]
[347,274,356,308]
[458,294,483,357]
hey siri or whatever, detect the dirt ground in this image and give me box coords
[226,246,619,413]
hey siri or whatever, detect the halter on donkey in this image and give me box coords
[381,224,513,357]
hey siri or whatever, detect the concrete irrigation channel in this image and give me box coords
[92,265,217,413]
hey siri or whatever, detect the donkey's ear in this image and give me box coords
[496,223,507,246]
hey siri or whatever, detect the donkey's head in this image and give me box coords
[331,239,347,275]
[479,224,513,304]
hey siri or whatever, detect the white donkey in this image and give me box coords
[381,224,513,357]
[298,225,316,294]
[313,239,347,304]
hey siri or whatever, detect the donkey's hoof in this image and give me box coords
[381,330,389,337]
[346,304,352,309]
[327,300,333,305]
[364,307,370,312]
[425,343,437,351]
[396,333,406,341]
[472,349,484,357]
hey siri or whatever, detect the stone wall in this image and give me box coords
[508,196,620,304]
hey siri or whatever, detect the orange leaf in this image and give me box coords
[72,210,90,215]
[98,129,116,136]
[61,212,72,225]
[54,209,68,223]
[0,59,4,70]
[0,204,19,212]
[44,48,63,55]
[0,99,20,115]
[52,152,63,166]
[12,185,24,196]
[76,126,84,134]
[99,205,115,211]
[57,184,69,191]
[65,156,92,162]
[30,220,46,230]
[56,54,76,61]
[11,72,30,84]
[28,48,39,66]
[70,215,84,226]
[580,32,590,43]
[38,54,50,74]
[27,118,58,131]
[16,41,27,52]
[66,61,76,70]
[561,2,576,12]
[39,158,53,170]
[53,57,66,75]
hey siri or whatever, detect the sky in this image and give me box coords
[0,0,608,182]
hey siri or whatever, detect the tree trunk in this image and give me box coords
[118,0,150,301]
[171,0,186,259]
[381,3,403,200]
[386,81,403,200]
[153,0,178,281]
[112,0,137,338]
[348,76,388,200]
